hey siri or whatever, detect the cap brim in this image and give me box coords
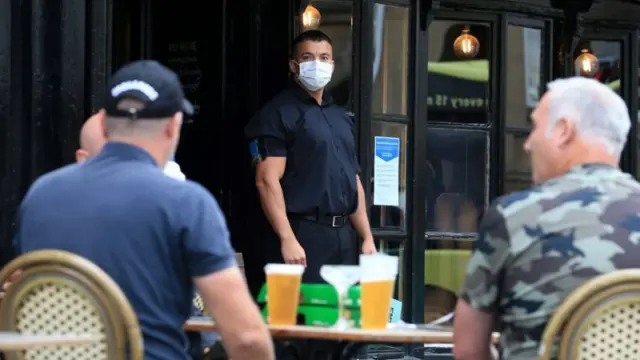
[182,99,194,116]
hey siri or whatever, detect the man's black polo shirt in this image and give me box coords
[245,82,360,215]
[15,142,237,360]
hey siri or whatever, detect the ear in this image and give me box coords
[288,60,298,76]
[75,149,89,163]
[556,117,577,147]
[164,113,183,139]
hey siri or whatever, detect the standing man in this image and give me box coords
[15,60,274,360]
[245,30,376,283]
[453,77,640,359]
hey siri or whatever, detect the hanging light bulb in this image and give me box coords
[302,4,321,30]
[574,49,599,77]
[453,27,480,59]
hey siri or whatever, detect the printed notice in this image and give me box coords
[373,136,400,206]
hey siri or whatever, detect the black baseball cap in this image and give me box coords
[105,60,194,119]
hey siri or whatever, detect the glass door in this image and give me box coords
[359,0,422,324]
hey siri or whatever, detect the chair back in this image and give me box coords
[0,250,143,360]
[538,269,640,360]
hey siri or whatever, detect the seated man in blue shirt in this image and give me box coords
[14,60,274,360]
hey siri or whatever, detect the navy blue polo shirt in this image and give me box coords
[15,142,236,360]
[245,82,360,215]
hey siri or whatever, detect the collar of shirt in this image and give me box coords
[568,162,617,174]
[96,142,157,166]
[287,81,334,107]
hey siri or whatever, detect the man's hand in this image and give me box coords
[361,237,377,255]
[281,237,306,266]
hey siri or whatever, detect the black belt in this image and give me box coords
[289,212,350,228]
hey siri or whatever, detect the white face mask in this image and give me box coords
[298,60,333,91]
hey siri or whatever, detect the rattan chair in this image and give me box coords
[538,269,640,360]
[0,250,143,360]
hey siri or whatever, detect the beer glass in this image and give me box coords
[320,265,360,329]
[264,263,305,325]
[360,253,399,329]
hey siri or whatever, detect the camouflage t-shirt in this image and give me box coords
[460,163,640,359]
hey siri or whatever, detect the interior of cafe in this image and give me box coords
[1,1,640,353]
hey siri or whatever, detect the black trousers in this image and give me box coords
[266,215,359,283]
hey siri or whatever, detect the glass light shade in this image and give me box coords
[302,5,321,30]
[453,29,480,59]
[574,49,599,77]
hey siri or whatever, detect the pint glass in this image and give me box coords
[360,254,399,329]
[264,263,305,325]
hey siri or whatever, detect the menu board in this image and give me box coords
[166,41,202,116]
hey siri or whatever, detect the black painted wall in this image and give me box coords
[0,0,112,267]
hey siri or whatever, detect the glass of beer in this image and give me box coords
[264,263,305,326]
[360,253,399,330]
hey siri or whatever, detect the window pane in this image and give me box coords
[575,40,621,86]
[379,240,405,303]
[505,131,532,194]
[506,25,542,127]
[428,20,491,123]
[424,236,473,323]
[371,4,409,115]
[425,128,488,232]
[303,0,354,109]
[371,121,407,230]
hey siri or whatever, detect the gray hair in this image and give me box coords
[545,77,630,157]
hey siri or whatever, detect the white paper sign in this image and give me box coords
[373,136,400,206]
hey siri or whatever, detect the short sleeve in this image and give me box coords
[459,203,511,312]
[181,184,237,277]
[245,106,287,157]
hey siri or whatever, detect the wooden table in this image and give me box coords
[185,317,500,359]
[0,332,101,351]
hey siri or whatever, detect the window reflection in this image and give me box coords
[303,0,353,109]
[505,132,532,193]
[370,122,407,230]
[423,237,473,323]
[427,20,491,123]
[506,25,542,127]
[425,129,487,232]
[379,240,405,303]
[576,40,621,88]
[371,5,409,115]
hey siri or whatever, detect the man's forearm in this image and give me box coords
[350,176,373,240]
[227,336,275,360]
[256,179,295,241]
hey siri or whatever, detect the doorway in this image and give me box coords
[111,0,295,296]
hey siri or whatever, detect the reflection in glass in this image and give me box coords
[380,240,404,302]
[576,40,621,90]
[371,5,409,115]
[427,20,491,123]
[304,0,353,108]
[506,25,542,127]
[370,121,407,230]
[423,237,473,323]
[505,132,532,194]
[425,129,488,232]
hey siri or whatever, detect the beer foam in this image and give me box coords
[264,263,305,275]
[360,271,398,282]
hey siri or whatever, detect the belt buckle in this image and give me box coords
[331,216,341,227]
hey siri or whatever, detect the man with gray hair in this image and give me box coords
[14,60,273,360]
[453,77,640,359]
